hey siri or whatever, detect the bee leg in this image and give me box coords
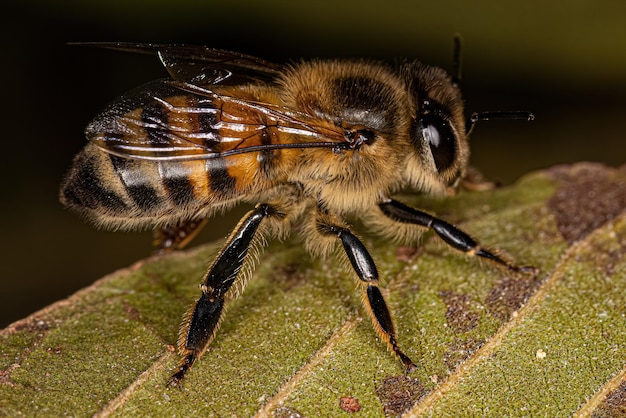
[167,204,273,387]
[379,198,537,275]
[317,221,417,372]
[153,218,209,253]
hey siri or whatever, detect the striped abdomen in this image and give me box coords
[60,143,246,228]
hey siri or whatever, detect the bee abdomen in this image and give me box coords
[60,145,129,216]
[60,143,209,228]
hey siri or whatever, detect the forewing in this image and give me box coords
[87,79,347,161]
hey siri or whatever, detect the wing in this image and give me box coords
[75,42,284,85]
[86,79,349,162]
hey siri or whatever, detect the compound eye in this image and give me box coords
[417,114,457,172]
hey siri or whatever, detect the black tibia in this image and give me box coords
[318,220,417,371]
[154,218,208,253]
[367,286,416,371]
[168,204,272,387]
[331,224,378,282]
[379,198,536,274]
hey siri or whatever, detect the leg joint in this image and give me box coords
[316,221,346,237]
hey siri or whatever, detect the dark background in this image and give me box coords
[1,1,625,327]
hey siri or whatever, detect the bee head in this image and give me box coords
[401,61,469,196]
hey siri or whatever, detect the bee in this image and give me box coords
[60,40,535,387]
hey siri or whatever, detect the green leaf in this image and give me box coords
[1,163,625,417]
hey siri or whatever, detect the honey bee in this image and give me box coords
[60,41,535,387]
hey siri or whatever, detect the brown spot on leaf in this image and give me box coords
[396,246,421,263]
[0,363,19,387]
[443,338,484,371]
[591,381,626,418]
[485,276,541,321]
[547,163,626,244]
[123,301,141,321]
[376,375,427,416]
[439,290,480,333]
[274,263,306,291]
[339,396,361,413]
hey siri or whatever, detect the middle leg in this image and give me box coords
[314,212,417,372]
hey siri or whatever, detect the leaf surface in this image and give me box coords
[1,163,625,417]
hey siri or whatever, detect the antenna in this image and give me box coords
[451,34,463,87]
[466,111,535,135]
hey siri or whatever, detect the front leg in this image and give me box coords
[379,198,536,275]
[167,204,274,387]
